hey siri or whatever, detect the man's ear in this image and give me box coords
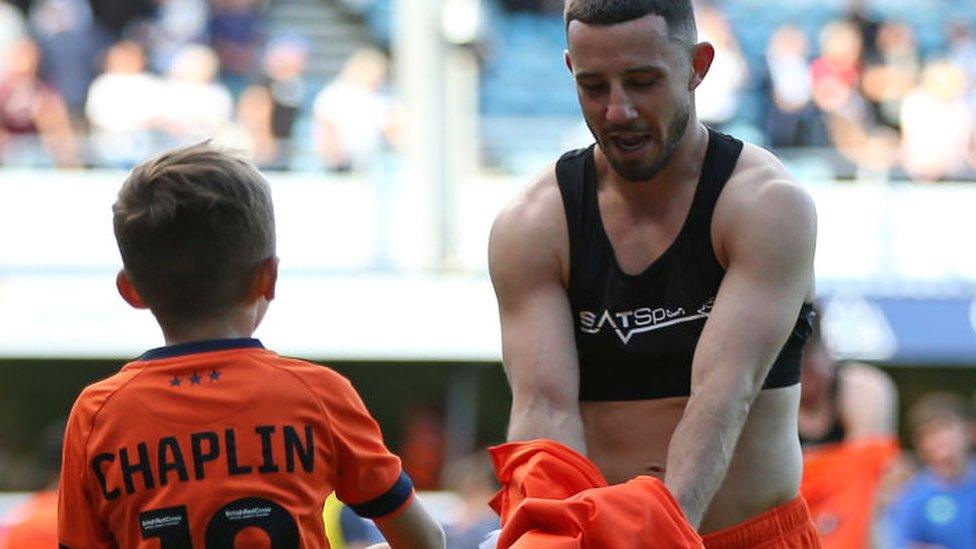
[564,49,574,74]
[689,41,715,91]
[250,257,279,302]
[116,270,149,309]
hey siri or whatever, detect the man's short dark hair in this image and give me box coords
[564,0,697,43]
[113,142,275,326]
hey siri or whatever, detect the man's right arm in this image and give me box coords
[488,174,585,452]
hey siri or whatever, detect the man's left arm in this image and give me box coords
[664,178,817,527]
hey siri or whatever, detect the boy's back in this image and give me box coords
[59,338,412,548]
[58,143,443,548]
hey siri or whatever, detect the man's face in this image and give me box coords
[566,15,698,182]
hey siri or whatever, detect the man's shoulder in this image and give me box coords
[726,141,804,198]
[712,140,816,259]
[490,160,568,252]
[494,160,564,229]
[493,143,596,235]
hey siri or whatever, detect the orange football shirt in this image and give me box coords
[58,339,412,549]
[800,437,899,549]
[489,440,703,548]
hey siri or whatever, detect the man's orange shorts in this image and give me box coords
[702,496,821,549]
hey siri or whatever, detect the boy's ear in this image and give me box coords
[116,270,149,309]
[250,257,279,302]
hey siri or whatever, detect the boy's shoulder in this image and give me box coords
[69,366,146,424]
[267,354,362,401]
[270,354,349,383]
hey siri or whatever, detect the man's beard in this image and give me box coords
[590,103,691,183]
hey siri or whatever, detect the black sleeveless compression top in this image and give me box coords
[557,129,813,401]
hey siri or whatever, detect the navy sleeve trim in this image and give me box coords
[349,471,414,518]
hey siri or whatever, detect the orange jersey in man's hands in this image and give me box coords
[489,440,703,549]
[58,339,412,549]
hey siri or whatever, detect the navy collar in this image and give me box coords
[139,338,265,360]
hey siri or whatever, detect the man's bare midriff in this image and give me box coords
[580,384,803,534]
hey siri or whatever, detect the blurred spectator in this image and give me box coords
[142,0,209,74]
[441,453,499,549]
[971,128,976,177]
[950,23,976,89]
[28,0,109,118]
[0,38,78,167]
[0,494,57,545]
[860,22,920,131]
[209,0,265,93]
[156,43,233,145]
[0,420,63,549]
[813,21,898,176]
[969,393,976,449]
[694,5,747,131]
[884,392,976,549]
[845,0,881,62]
[811,21,865,121]
[236,34,310,168]
[399,405,445,491]
[313,48,399,172]
[798,309,902,548]
[86,40,160,167]
[763,25,827,148]
[499,0,561,13]
[0,1,27,77]
[87,0,155,38]
[234,82,276,164]
[900,60,973,182]
[949,23,976,132]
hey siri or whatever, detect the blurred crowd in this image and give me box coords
[0,0,399,171]
[1,0,975,180]
[702,4,976,182]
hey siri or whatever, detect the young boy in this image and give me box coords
[57,143,445,549]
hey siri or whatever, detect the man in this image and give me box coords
[488,1,818,546]
[798,307,901,548]
[58,143,445,548]
[884,392,976,549]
